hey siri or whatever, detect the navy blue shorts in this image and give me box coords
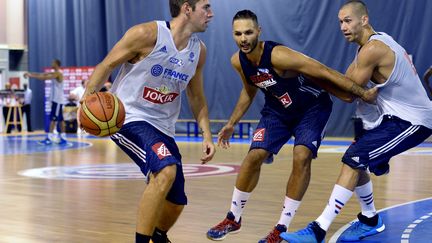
[50,102,64,121]
[111,121,187,205]
[342,115,432,176]
[250,100,332,158]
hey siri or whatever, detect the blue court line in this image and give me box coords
[0,134,91,155]
[329,197,432,243]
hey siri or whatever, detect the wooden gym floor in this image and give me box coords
[1,132,431,243]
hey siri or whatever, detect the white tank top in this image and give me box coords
[111,21,201,137]
[50,78,64,104]
[356,32,432,130]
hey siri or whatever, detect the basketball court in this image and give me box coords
[1,133,431,242]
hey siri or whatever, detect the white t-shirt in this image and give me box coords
[70,86,85,104]
[355,32,432,130]
[111,21,202,137]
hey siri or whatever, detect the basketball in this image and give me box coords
[79,92,125,137]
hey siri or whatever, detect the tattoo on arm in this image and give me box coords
[350,83,365,97]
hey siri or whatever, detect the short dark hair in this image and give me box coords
[170,0,200,17]
[232,9,259,26]
[53,59,61,66]
[341,0,369,16]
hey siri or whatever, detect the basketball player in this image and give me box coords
[207,10,377,243]
[280,1,432,242]
[81,1,215,243]
[24,59,67,144]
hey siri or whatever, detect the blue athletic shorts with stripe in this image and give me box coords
[250,98,332,158]
[111,121,187,205]
[50,102,64,121]
[342,115,432,176]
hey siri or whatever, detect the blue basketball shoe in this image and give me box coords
[279,221,325,243]
[207,212,241,241]
[38,138,52,145]
[340,213,385,241]
[58,138,68,145]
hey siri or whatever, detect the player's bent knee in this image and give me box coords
[293,147,313,163]
[247,148,269,163]
[152,164,177,190]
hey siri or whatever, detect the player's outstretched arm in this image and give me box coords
[24,71,60,81]
[271,45,376,103]
[304,74,355,102]
[186,42,215,164]
[217,53,258,149]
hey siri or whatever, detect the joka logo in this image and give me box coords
[253,128,265,142]
[278,92,292,108]
[152,142,172,160]
[143,86,179,104]
[151,64,164,77]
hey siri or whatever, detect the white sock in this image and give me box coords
[60,133,67,139]
[48,133,55,140]
[277,196,301,229]
[230,187,251,222]
[316,184,353,231]
[354,181,376,218]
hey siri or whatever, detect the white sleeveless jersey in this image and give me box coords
[111,21,201,137]
[50,78,64,104]
[356,32,432,130]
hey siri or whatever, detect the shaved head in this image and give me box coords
[341,0,369,18]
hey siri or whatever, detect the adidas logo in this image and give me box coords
[158,46,167,53]
[312,141,317,147]
[351,156,360,163]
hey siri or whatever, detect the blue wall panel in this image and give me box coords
[27,0,432,136]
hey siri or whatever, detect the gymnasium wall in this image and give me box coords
[27,0,432,136]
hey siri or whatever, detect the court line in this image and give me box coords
[329,197,432,243]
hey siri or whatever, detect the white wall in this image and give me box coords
[0,0,26,49]
[0,0,26,90]
[0,0,6,46]
[6,0,26,49]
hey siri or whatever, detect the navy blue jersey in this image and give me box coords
[239,41,331,119]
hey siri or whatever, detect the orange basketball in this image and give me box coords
[78,92,125,137]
